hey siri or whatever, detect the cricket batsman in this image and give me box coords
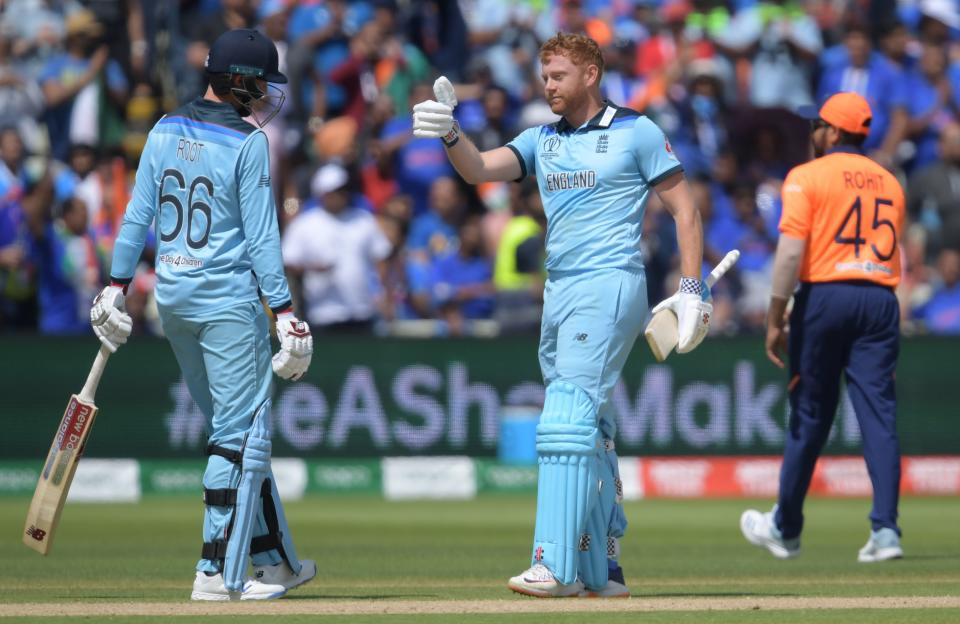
[89,29,316,600]
[740,92,906,562]
[413,33,710,597]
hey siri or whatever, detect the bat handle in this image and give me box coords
[705,249,741,288]
[78,345,112,404]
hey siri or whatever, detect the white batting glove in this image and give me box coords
[272,311,313,381]
[412,76,460,146]
[90,284,133,353]
[651,277,713,353]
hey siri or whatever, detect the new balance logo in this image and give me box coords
[258,175,271,188]
[26,526,46,542]
[596,133,609,154]
[575,333,588,342]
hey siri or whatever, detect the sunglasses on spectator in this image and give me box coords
[810,119,830,132]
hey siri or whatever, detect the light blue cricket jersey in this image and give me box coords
[507,101,683,273]
[111,98,291,317]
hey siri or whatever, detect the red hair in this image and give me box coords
[539,32,605,80]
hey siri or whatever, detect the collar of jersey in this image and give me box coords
[196,97,236,110]
[825,145,864,156]
[556,99,621,134]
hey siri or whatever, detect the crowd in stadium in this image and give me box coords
[1,0,959,338]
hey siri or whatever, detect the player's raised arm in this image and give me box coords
[412,76,522,184]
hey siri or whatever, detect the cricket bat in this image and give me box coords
[23,345,111,555]
[644,249,740,362]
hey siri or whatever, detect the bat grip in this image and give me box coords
[705,250,741,288]
[78,345,111,404]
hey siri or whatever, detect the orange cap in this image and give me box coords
[798,92,872,136]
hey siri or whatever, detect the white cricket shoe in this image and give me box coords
[579,579,630,598]
[740,509,800,559]
[253,559,318,590]
[579,565,630,598]
[190,571,287,601]
[858,528,903,563]
[507,563,584,597]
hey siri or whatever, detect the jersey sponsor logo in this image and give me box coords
[834,260,893,276]
[159,254,204,268]
[595,133,609,154]
[544,170,596,192]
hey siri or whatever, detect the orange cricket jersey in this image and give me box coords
[779,148,904,287]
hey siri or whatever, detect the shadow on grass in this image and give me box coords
[637,592,798,598]
[282,594,437,600]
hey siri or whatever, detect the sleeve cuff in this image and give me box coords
[505,144,527,182]
[109,277,131,295]
[648,164,684,187]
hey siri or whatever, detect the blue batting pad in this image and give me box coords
[578,442,625,589]
[250,471,302,575]
[223,406,272,592]
[532,381,602,585]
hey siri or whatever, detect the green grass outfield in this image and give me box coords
[1,495,958,623]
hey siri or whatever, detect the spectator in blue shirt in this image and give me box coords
[26,195,104,334]
[816,23,907,161]
[405,176,464,317]
[38,10,128,161]
[380,83,456,214]
[916,247,960,334]
[430,215,495,335]
[0,127,39,329]
[902,41,960,172]
[706,181,776,331]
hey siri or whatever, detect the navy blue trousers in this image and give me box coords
[775,281,901,539]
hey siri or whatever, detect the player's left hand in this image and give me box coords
[90,284,132,353]
[272,311,313,381]
[651,277,712,353]
[765,322,788,369]
[412,76,460,145]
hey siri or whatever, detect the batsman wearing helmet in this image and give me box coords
[741,92,906,563]
[414,32,709,597]
[89,29,316,600]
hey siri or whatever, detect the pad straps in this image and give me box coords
[200,479,290,565]
[206,443,243,464]
[253,478,292,569]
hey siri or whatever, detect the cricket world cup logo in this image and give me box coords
[542,135,561,159]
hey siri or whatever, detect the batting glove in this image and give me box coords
[272,310,313,381]
[651,276,713,353]
[90,284,133,353]
[412,76,460,146]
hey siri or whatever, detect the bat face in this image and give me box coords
[23,394,99,555]
[644,309,679,362]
